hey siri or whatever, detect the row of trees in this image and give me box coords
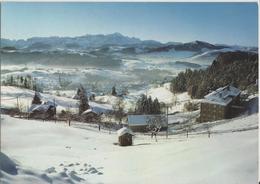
[2,75,43,92]
[135,94,161,114]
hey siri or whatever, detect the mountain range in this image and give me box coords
[1,32,257,54]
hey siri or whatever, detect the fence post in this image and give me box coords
[54,98,56,123]
[166,106,169,139]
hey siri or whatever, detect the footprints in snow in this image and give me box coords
[45,161,104,181]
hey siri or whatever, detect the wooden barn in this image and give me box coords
[117,127,134,146]
[127,114,167,132]
[199,85,242,123]
[29,101,57,119]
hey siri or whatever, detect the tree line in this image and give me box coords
[134,94,161,114]
[2,75,43,92]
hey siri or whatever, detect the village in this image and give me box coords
[1,80,258,146]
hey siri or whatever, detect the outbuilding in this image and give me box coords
[117,127,134,146]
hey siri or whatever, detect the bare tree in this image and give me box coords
[171,93,177,106]
[146,115,166,142]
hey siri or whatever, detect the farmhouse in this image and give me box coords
[29,101,57,119]
[127,114,167,132]
[199,85,242,123]
[81,108,99,122]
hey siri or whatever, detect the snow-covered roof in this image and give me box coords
[82,109,98,115]
[117,127,134,137]
[44,101,57,106]
[89,102,113,114]
[203,85,241,106]
[29,101,57,113]
[128,115,167,126]
[29,104,50,113]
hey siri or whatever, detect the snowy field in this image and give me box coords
[1,114,258,184]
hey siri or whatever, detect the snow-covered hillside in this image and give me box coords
[1,85,192,114]
[1,113,258,184]
[1,86,113,114]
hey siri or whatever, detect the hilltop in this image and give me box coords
[171,51,258,98]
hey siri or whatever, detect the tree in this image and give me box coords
[24,78,28,88]
[78,85,89,115]
[113,97,125,124]
[188,85,198,99]
[111,86,117,96]
[146,115,166,142]
[152,98,161,114]
[171,93,177,106]
[20,76,24,84]
[147,116,165,131]
[10,76,14,86]
[32,92,42,105]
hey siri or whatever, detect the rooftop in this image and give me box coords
[82,109,98,115]
[203,85,241,106]
[128,114,167,126]
[117,127,134,137]
[29,101,57,113]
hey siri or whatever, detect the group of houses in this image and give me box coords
[27,85,245,146]
[29,84,243,128]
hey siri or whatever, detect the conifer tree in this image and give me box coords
[111,86,117,96]
[24,78,28,88]
[78,86,89,115]
[32,92,42,105]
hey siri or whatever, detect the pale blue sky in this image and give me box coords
[1,2,258,46]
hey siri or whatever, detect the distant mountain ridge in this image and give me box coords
[1,33,160,50]
[1,33,257,54]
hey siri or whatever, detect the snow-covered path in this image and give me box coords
[1,114,258,184]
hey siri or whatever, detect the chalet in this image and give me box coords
[29,101,57,119]
[117,127,134,146]
[199,85,242,123]
[127,114,167,132]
